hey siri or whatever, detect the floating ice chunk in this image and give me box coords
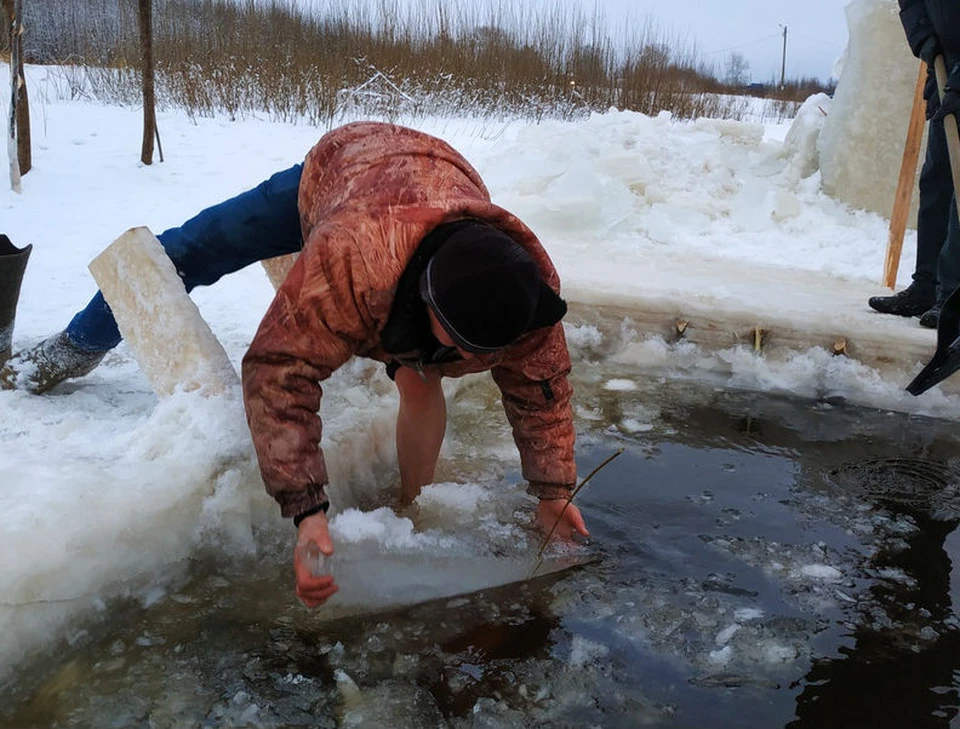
[799,564,842,581]
[877,567,914,585]
[762,643,797,663]
[834,589,857,603]
[563,323,603,352]
[280,673,310,686]
[619,418,653,433]
[707,645,734,666]
[416,482,490,516]
[733,608,764,622]
[715,624,740,646]
[603,378,637,391]
[330,507,440,551]
[568,635,610,668]
[575,403,605,422]
[335,669,363,710]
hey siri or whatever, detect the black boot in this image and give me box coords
[920,303,942,329]
[0,235,32,363]
[868,282,936,317]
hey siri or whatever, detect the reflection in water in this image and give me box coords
[431,608,557,717]
[790,502,960,729]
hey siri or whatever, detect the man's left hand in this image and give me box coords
[536,498,589,541]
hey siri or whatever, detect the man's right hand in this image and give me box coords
[918,35,941,66]
[293,511,338,608]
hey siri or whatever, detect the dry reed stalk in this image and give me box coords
[531,447,624,577]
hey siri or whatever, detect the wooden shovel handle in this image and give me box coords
[884,62,929,289]
[934,56,960,228]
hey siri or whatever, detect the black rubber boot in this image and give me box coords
[868,282,937,317]
[0,234,32,363]
[920,303,941,329]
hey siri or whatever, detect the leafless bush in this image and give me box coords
[7,0,814,125]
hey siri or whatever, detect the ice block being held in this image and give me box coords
[299,539,334,578]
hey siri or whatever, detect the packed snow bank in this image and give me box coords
[481,109,895,284]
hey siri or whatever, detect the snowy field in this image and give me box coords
[1,61,958,706]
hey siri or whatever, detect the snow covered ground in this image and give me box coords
[1,64,956,683]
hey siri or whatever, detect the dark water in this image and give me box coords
[3,377,960,728]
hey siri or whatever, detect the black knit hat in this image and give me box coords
[419,220,567,353]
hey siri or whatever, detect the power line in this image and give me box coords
[702,32,782,57]
[789,30,844,49]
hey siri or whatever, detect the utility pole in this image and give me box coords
[780,24,788,88]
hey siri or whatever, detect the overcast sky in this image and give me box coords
[293,0,851,83]
[567,0,849,82]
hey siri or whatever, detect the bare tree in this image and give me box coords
[724,52,750,88]
[138,0,160,165]
[3,0,30,191]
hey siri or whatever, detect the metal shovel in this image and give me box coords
[907,56,960,396]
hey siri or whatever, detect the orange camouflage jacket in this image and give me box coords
[241,122,576,519]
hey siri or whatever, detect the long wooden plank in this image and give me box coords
[883,62,928,289]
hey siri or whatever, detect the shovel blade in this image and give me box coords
[907,287,960,395]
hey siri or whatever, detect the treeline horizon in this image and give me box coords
[3,0,836,125]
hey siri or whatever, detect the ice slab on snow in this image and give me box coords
[261,252,298,291]
[89,227,241,398]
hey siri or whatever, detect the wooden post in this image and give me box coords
[883,62,928,289]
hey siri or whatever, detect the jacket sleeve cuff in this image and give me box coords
[275,482,330,520]
[898,4,934,57]
[527,481,575,500]
[293,502,330,528]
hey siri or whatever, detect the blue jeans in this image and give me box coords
[66,164,304,352]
